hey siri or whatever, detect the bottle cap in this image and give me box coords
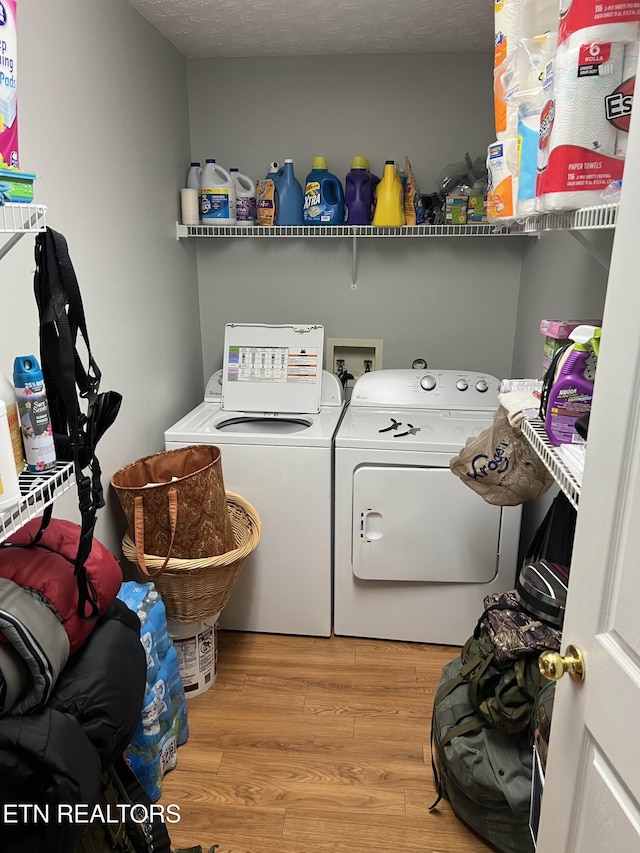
[205,158,216,163]
[190,162,201,167]
[385,160,395,165]
[351,156,368,170]
[312,156,328,170]
[284,158,294,164]
[229,167,238,172]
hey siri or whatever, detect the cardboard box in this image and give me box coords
[445,195,468,225]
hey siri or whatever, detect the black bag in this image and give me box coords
[72,756,171,853]
[33,228,122,619]
[430,656,535,853]
[524,491,577,568]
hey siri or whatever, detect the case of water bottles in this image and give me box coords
[117,581,189,802]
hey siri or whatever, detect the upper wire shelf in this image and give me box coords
[176,222,518,238]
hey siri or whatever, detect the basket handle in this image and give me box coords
[133,488,178,577]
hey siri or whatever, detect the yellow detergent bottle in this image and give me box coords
[372,160,405,227]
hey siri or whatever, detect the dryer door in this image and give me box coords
[352,465,502,582]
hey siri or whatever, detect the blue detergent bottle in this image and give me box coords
[273,159,304,226]
[303,157,345,225]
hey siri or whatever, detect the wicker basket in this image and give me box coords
[122,491,261,622]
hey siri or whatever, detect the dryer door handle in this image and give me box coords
[361,510,384,541]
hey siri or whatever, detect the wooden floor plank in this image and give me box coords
[159,632,501,853]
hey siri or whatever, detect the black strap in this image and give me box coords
[33,228,121,620]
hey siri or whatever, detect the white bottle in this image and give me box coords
[0,373,24,473]
[0,399,21,514]
[229,168,257,226]
[186,162,202,190]
[199,159,237,225]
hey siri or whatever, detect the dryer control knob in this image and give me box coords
[456,379,469,391]
[475,379,489,393]
[420,374,437,391]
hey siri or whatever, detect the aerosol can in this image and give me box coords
[543,325,601,446]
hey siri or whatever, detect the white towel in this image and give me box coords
[537,38,627,211]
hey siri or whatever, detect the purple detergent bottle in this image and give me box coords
[345,156,373,225]
[544,325,600,446]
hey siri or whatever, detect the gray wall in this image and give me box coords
[513,231,612,558]
[187,55,527,381]
[1,0,201,551]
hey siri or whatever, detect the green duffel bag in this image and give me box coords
[430,655,535,853]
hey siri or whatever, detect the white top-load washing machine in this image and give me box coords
[333,369,522,646]
[164,323,345,637]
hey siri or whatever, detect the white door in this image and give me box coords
[536,90,640,851]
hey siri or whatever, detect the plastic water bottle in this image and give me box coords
[12,355,57,473]
[131,683,162,749]
[164,643,189,745]
[144,589,171,658]
[137,610,160,681]
[199,158,237,225]
[126,747,162,802]
[229,168,257,226]
[186,161,202,190]
[0,399,21,514]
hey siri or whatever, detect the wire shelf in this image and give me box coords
[521,418,581,510]
[177,222,519,239]
[0,462,76,542]
[512,203,618,234]
[0,203,47,233]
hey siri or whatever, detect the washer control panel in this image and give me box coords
[351,369,499,410]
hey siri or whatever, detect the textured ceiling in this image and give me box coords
[125,0,493,58]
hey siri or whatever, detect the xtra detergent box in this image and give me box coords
[0,0,19,169]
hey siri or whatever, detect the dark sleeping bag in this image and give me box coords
[0,599,146,853]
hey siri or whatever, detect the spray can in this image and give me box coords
[0,372,24,473]
[13,355,57,473]
[0,399,21,513]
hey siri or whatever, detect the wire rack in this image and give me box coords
[521,418,581,510]
[0,203,47,233]
[511,204,618,234]
[0,462,76,542]
[176,222,518,238]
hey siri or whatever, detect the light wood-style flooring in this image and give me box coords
[160,630,494,853]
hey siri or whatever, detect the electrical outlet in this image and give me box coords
[326,338,383,394]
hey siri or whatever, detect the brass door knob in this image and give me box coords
[538,644,585,684]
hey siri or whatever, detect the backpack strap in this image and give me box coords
[33,229,121,620]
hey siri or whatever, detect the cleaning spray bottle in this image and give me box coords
[544,325,601,446]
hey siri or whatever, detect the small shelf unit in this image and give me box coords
[521,418,581,510]
[0,462,76,542]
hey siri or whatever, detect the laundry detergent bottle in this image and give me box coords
[345,156,373,225]
[544,325,601,446]
[303,157,345,225]
[372,160,405,227]
[199,159,237,225]
[273,159,304,226]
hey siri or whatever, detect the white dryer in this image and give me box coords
[333,369,521,645]
[164,323,345,637]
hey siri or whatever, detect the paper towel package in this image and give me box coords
[494,0,526,138]
[487,138,519,220]
[537,39,634,211]
[0,0,18,168]
[558,0,640,46]
[615,41,639,158]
